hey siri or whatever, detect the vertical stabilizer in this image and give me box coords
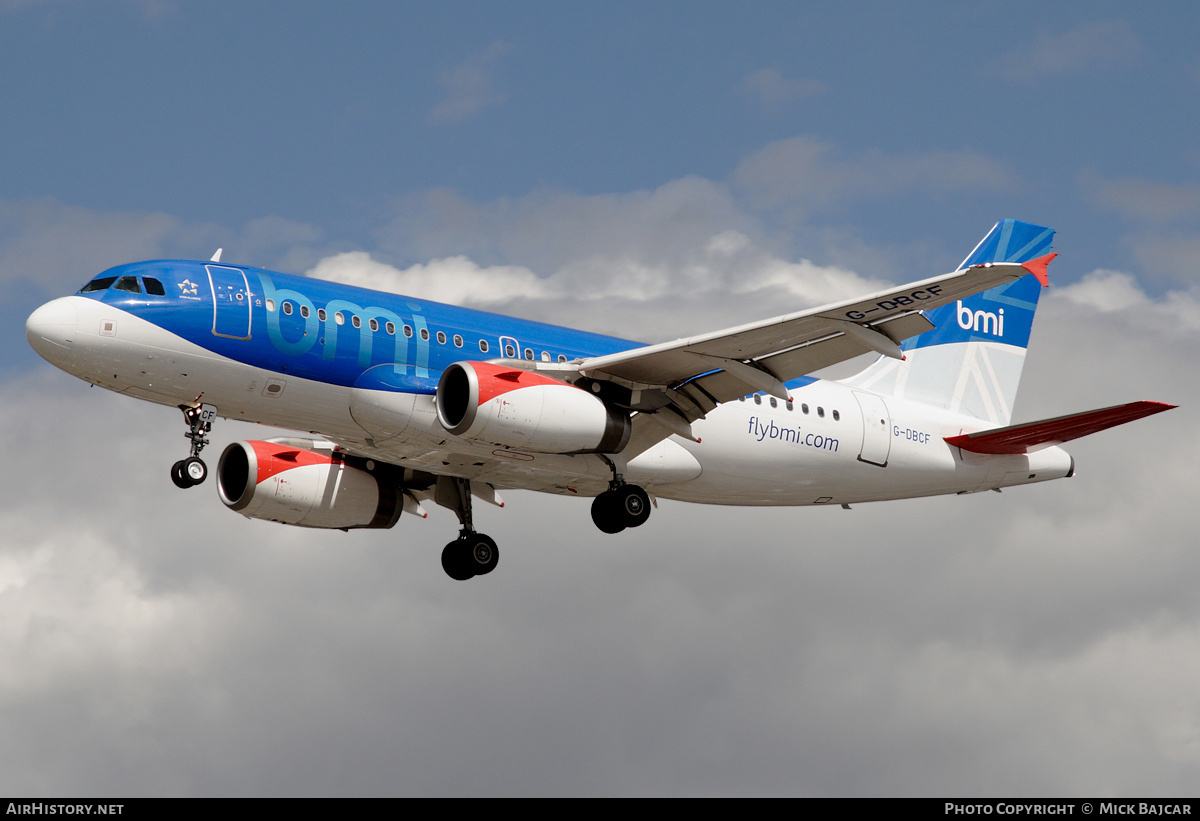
[843,220,1054,425]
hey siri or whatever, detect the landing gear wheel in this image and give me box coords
[615,485,651,528]
[591,491,626,534]
[466,534,499,576]
[183,457,207,486]
[442,540,475,581]
[170,460,191,489]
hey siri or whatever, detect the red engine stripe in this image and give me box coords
[469,361,578,405]
[249,440,338,484]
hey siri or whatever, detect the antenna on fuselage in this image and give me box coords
[210,248,223,262]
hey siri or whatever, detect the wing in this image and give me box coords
[555,255,1054,455]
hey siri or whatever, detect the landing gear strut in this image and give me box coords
[437,477,499,581]
[590,457,652,534]
[171,403,216,489]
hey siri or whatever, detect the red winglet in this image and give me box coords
[1021,252,1057,287]
[944,401,1176,455]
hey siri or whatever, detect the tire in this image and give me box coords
[467,534,499,575]
[183,457,207,485]
[591,491,626,534]
[170,460,192,489]
[617,485,651,528]
[442,540,475,581]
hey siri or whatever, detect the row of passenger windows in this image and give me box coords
[79,275,166,296]
[739,393,840,421]
[269,298,571,363]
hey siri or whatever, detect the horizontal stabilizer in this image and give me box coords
[944,401,1176,454]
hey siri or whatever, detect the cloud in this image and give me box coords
[991,20,1140,82]
[7,157,1196,794]
[732,136,1014,214]
[741,68,826,112]
[1129,234,1200,288]
[429,41,513,123]
[7,262,1198,793]
[314,178,884,343]
[1079,169,1200,224]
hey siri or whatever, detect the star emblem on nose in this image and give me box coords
[179,279,199,296]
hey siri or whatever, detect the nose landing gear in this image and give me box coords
[171,403,217,489]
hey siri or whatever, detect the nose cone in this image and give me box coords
[26,297,78,367]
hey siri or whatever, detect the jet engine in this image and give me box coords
[216,439,403,529]
[435,361,631,453]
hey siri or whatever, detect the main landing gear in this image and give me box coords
[590,458,652,534]
[437,477,499,581]
[171,403,217,489]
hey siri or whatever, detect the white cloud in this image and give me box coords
[313,200,883,344]
[1079,169,1200,223]
[6,161,1197,794]
[309,251,554,306]
[732,136,1014,214]
[0,198,329,300]
[1130,234,1200,287]
[741,68,826,111]
[430,41,513,123]
[992,20,1140,82]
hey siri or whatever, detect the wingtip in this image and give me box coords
[1021,252,1057,287]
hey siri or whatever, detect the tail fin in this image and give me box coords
[843,219,1055,425]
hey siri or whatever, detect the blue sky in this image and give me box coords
[4,1,1200,797]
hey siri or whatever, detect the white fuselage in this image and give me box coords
[27,295,1075,507]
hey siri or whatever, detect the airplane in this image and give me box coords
[25,219,1174,580]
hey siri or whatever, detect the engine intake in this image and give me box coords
[217,439,402,529]
[436,361,630,453]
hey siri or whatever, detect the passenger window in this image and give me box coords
[79,276,117,293]
[352,315,361,328]
[368,318,378,332]
[335,312,345,325]
[318,308,327,322]
[143,277,166,296]
[817,407,825,418]
[420,328,429,341]
[300,305,310,318]
[266,299,276,312]
[541,351,551,362]
[802,404,809,414]
[453,334,463,348]
[832,410,840,421]
[786,400,794,411]
[282,301,293,315]
[114,276,142,294]
[504,344,515,357]
[479,340,490,353]
[558,354,567,364]
[769,397,778,408]
[524,348,534,361]
[754,395,762,405]
[403,325,412,338]
[739,396,746,402]
[386,322,395,335]
[436,331,446,344]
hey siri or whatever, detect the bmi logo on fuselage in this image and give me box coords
[957,301,1003,337]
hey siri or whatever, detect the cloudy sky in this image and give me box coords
[3,0,1199,796]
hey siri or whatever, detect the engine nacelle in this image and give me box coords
[217,440,403,529]
[436,361,631,453]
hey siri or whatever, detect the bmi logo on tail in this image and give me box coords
[957,301,1004,337]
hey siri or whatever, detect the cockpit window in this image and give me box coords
[113,276,142,294]
[143,277,166,296]
[79,276,117,293]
